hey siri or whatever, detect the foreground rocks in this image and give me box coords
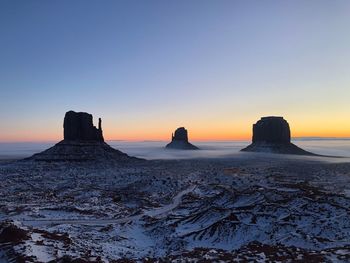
[166,127,199,150]
[0,221,29,244]
[241,116,315,155]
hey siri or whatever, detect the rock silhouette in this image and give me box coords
[28,111,138,162]
[64,111,104,141]
[252,116,290,143]
[166,127,199,150]
[241,116,315,155]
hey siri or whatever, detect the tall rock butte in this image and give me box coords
[28,111,137,162]
[166,127,199,150]
[64,111,104,141]
[241,116,315,155]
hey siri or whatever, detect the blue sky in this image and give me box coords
[1,0,349,141]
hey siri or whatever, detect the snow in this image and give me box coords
[1,154,350,261]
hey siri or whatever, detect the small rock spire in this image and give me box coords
[98,118,102,131]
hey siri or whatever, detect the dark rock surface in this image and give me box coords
[27,111,139,162]
[241,116,315,155]
[0,221,29,243]
[252,116,290,143]
[64,111,104,141]
[166,127,199,150]
[28,140,134,162]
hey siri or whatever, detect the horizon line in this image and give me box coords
[1,136,350,144]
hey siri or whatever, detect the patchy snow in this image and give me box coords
[1,155,350,261]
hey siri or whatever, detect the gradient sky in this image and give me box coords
[1,0,349,142]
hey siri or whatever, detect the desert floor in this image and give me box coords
[1,153,350,262]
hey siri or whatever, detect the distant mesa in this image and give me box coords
[166,127,199,150]
[28,111,138,162]
[241,116,315,155]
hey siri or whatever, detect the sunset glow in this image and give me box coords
[0,1,349,142]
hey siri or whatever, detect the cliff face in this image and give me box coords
[252,117,290,143]
[63,111,104,142]
[166,127,199,150]
[172,127,189,142]
[241,116,315,155]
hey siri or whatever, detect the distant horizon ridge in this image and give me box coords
[1,136,350,144]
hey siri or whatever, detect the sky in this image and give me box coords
[0,0,349,142]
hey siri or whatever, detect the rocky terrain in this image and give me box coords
[1,154,350,262]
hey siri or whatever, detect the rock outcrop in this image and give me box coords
[252,116,290,144]
[241,116,315,155]
[63,111,104,141]
[28,111,138,162]
[166,127,199,150]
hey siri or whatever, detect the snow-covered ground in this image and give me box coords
[1,153,350,262]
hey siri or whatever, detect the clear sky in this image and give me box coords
[0,0,349,142]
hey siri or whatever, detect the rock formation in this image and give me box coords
[241,116,315,155]
[252,116,290,144]
[28,111,138,162]
[63,111,104,141]
[166,127,199,150]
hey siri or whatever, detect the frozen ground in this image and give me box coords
[1,152,350,262]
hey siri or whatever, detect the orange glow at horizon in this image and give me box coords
[1,1,350,145]
[1,127,349,143]
[1,112,350,142]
